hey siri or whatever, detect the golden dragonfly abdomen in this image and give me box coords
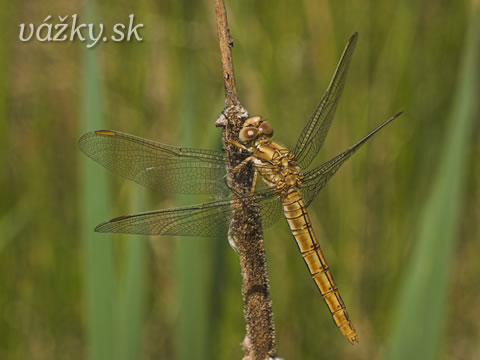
[282,190,358,344]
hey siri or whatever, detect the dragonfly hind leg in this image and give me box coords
[232,155,255,174]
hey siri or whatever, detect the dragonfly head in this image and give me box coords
[239,116,274,144]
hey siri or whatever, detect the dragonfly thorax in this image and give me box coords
[251,141,303,196]
[238,117,303,195]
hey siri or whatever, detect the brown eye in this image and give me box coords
[259,121,273,136]
[244,116,262,127]
[239,127,259,143]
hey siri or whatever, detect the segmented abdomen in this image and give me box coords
[282,190,358,344]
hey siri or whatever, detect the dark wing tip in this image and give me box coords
[336,110,403,155]
[94,222,109,233]
[381,111,403,128]
[350,32,359,42]
[94,215,132,233]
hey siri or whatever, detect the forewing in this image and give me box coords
[293,33,358,169]
[78,130,227,196]
[300,112,401,206]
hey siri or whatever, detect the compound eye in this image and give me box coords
[239,127,259,143]
[259,121,273,136]
[244,116,262,127]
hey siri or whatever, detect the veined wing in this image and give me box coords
[95,198,233,236]
[95,188,283,236]
[300,112,402,206]
[78,130,227,196]
[293,33,358,169]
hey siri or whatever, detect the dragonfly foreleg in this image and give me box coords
[227,138,250,151]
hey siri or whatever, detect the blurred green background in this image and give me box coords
[1,0,479,359]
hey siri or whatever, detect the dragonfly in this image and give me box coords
[79,32,401,344]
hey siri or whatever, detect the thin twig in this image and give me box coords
[214,0,238,107]
[214,0,277,359]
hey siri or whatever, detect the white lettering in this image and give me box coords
[86,23,104,48]
[112,23,126,42]
[126,14,144,41]
[70,14,86,41]
[18,14,144,47]
[19,23,35,41]
[53,15,69,41]
[36,15,53,42]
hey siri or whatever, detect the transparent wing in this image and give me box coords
[95,198,233,236]
[300,112,402,206]
[95,188,284,236]
[78,130,227,196]
[259,192,284,229]
[293,33,358,169]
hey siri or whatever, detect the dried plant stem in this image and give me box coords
[214,0,277,359]
[214,0,238,107]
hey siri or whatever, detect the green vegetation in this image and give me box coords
[1,1,478,359]
[387,7,479,360]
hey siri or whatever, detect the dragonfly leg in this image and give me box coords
[250,168,258,193]
[232,156,258,194]
[232,156,254,173]
[226,138,250,151]
[226,138,258,193]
